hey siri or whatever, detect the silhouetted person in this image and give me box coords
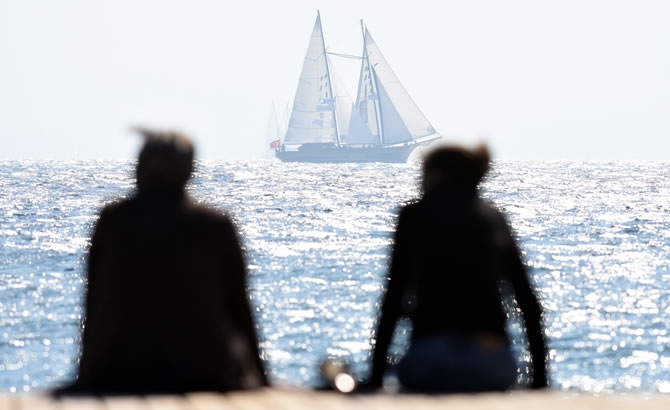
[367,144,547,393]
[58,129,268,395]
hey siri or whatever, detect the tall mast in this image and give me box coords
[318,11,340,146]
[360,20,383,146]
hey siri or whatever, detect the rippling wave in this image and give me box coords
[0,160,668,393]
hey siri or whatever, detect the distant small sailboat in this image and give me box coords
[273,11,441,163]
[265,101,290,158]
[265,101,281,157]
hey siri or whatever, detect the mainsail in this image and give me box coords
[284,13,338,145]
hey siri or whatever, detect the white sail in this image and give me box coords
[284,13,338,145]
[357,27,438,145]
[275,13,441,163]
[329,56,376,145]
[356,44,382,143]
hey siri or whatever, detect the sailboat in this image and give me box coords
[274,11,441,163]
[265,101,281,158]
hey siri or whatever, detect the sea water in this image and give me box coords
[0,160,668,393]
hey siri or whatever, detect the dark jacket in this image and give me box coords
[68,190,267,394]
[370,186,547,388]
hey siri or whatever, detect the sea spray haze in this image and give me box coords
[0,160,668,393]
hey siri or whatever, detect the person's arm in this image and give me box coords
[369,209,410,387]
[221,217,269,386]
[503,225,548,389]
[77,207,111,385]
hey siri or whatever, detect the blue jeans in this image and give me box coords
[397,334,517,393]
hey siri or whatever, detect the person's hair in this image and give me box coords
[422,144,491,191]
[134,127,194,192]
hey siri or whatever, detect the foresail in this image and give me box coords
[329,56,376,145]
[284,14,337,145]
[356,45,381,142]
[361,29,437,145]
[375,80,413,145]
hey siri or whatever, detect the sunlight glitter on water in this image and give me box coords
[1,160,669,392]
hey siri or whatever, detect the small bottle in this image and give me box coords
[319,358,358,393]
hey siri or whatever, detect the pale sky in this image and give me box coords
[1,0,668,161]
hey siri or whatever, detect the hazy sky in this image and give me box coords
[1,0,668,160]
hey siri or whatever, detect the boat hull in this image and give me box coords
[275,144,417,163]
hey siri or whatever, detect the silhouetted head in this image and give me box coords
[134,127,194,193]
[422,144,491,194]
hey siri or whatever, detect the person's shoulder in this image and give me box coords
[393,199,425,231]
[92,198,137,238]
[98,197,133,219]
[476,198,507,222]
[186,200,235,227]
[476,199,517,241]
[398,199,421,217]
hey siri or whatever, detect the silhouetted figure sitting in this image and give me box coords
[57,128,268,395]
[366,144,548,393]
